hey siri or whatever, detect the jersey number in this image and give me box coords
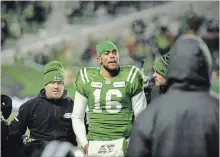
[93,89,122,113]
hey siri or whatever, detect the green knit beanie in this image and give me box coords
[44,61,65,85]
[96,41,118,57]
[153,53,170,77]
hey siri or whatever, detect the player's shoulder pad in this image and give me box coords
[121,65,143,84]
[76,67,100,84]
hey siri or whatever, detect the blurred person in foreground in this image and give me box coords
[72,41,147,156]
[1,94,23,157]
[145,53,170,104]
[9,61,77,157]
[31,141,85,157]
[126,34,219,157]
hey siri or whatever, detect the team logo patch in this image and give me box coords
[113,81,125,88]
[91,82,103,88]
[53,75,62,81]
[63,113,73,119]
[98,144,115,154]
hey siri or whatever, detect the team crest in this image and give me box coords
[98,144,115,154]
[63,113,73,119]
[53,75,62,81]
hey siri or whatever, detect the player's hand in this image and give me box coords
[83,144,89,154]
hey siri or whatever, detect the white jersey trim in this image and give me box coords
[80,69,86,84]
[130,68,139,83]
[127,66,135,82]
[83,68,89,83]
[132,91,147,118]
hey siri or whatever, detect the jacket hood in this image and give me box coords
[38,88,68,100]
[166,35,213,91]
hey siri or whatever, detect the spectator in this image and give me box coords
[64,68,76,99]
[126,35,219,157]
[9,61,77,157]
[154,17,171,56]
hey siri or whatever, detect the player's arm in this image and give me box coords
[72,70,89,148]
[129,67,147,119]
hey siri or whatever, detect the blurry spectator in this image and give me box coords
[64,68,76,100]
[130,19,148,67]
[131,19,146,36]
[1,1,52,48]
[81,38,96,62]
[201,19,219,77]
[9,61,77,157]
[34,53,49,65]
[202,19,219,52]
[126,36,136,56]
[126,35,219,157]
[1,16,9,46]
[154,17,171,56]
[186,16,205,35]
[178,13,204,37]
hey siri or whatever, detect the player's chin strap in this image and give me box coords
[40,140,85,157]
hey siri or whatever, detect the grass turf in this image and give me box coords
[2,64,44,97]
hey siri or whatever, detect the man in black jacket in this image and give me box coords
[126,35,219,157]
[9,61,77,157]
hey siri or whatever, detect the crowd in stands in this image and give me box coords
[1,1,52,48]
[1,1,219,82]
[1,1,168,50]
[79,13,219,76]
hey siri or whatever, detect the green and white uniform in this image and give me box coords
[72,65,147,155]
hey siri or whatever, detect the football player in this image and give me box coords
[72,41,147,156]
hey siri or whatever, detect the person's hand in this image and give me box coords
[83,144,89,154]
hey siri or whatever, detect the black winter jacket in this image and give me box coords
[148,85,168,104]
[9,89,77,147]
[126,35,219,157]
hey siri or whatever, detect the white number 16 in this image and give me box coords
[93,89,122,113]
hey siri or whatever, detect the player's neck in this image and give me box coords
[100,67,119,79]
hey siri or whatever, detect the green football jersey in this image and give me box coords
[75,65,144,141]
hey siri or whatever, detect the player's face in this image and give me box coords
[153,71,166,86]
[98,49,120,71]
[45,81,64,99]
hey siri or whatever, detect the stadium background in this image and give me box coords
[1,1,219,136]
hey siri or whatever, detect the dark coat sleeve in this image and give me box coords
[9,100,30,143]
[126,105,157,157]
